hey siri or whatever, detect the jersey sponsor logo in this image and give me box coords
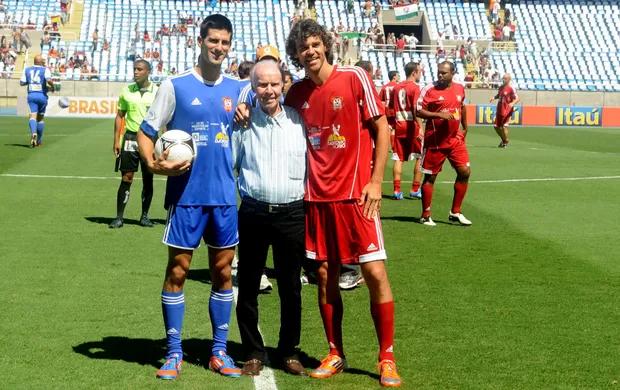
[215,123,230,147]
[327,124,346,149]
[475,104,522,125]
[556,106,602,127]
[191,97,202,106]
[301,101,310,109]
[331,96,343,111]
[223,97,233,112]
[192,122,209,146]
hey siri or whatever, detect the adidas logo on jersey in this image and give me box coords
[167,328,179,335]
[301,101,310,109]
[191,97,202,105]
[367,243,378,251]
[217,323,229,330]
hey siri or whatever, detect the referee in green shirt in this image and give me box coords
[109,60,158,228]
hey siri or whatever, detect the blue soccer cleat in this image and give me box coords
[209,352,241,378]
[156,354,183,380]
[391,192,404,200]
[409,190,422,199]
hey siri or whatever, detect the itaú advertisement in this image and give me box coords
[475,104,523,125]
[46,96,119,118]
[555,106,602,126]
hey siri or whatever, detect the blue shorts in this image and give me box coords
[27,94,48,115]
[163,205,239,250]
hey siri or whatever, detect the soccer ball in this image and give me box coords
[58,97,70,109]
[154,130,196,162]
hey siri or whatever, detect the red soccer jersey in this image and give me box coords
[391,80,420,138]
[496,84,518,118]
[284,65,384,202]
[379,81,398,120]
[417,81,465,149]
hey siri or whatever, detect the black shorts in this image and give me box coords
[118,131,147,173]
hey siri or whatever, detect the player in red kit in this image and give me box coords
[284,19,401,387]
[416,61,472,227]
[380,71,401,198]
[490,73,520,148]
[389,61,424,200]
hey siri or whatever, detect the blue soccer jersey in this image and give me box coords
[141,69,241,208]
[20,65,51,96]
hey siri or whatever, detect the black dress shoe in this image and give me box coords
[283,358,306,376]
[241,359,263,376]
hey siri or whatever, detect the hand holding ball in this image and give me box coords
[154,130,197,163]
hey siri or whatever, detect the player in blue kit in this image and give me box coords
[137,14,242,380]
[20,54,54,147]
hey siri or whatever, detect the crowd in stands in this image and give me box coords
[489,0,516,43]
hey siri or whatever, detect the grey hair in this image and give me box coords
[250,59,284,91]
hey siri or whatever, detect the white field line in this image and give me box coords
[2,173,620,185]
[231,257,278,390]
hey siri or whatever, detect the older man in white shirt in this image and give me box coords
[232,60,308,377]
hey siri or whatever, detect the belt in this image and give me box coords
[242,197,304,214]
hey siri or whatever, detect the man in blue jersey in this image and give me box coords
[137,14,242,380]
[20,54,54,147]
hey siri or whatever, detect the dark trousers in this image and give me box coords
[236,197,304,361]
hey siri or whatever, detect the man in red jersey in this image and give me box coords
[284,19,401,387]
[389,61,424,200]
[490,73,520,148]
[416,61,472,227]
[380,71,400,198]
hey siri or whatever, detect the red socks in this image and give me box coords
[319,302,344,357]
[371,301,395,362]
[411,181,421,193]
[451,181,469,214]
[393,179,401,193]
[421,182,434,218]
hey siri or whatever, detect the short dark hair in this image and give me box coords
[355,60,373,75]
[237,60,254,79]
[285,19,333,69]
[388,70,399,81]
[439,60,456,73]
[404,61,420,78]
[200,14,233,39]
[134,59,152,72]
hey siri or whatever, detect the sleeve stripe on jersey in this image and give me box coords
[339,66,380,117]
[417,83,434,111]
[239,83,252,103]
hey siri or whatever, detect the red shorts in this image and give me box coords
[494,110,513,127]
[421,140,470,175]
[391,135,422,161]
[305,200,386,264]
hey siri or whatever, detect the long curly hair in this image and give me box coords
[285,19,333,70]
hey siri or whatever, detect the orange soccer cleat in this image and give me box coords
[309,354,346,379]
[378,359,402,387]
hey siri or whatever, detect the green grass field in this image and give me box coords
[1,117,619,389]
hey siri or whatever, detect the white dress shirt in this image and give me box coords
[232,104,306,204]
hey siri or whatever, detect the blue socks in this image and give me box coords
[28,118,37,134]
[209,289,233,356]
[161,290,184,358]
[36,121,45,144]
[162,289,234,358]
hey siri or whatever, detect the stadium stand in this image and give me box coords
[3,0,619,91]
